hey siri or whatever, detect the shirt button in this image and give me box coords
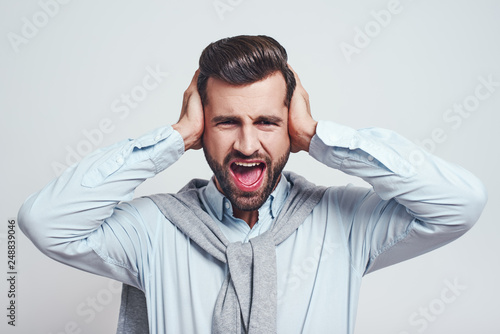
[116,157,124,164]
[154,135,161,142]
[367,155,374,161]
[225,202,230,210]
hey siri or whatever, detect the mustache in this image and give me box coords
[223,151,270,165]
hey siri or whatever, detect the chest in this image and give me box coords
[144,214,358,333]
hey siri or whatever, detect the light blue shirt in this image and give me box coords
[18,121,487,333]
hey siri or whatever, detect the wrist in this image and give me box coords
[172,122,202,151]
[291,119,317,153]
[301,120,318,152]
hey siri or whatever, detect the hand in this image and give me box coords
[172,70,204,151]
[288,65,318,153]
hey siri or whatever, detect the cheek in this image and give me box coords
[203,129,231,159]
[262,131,290,157]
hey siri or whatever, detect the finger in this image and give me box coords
[187,69,200,90]
[192,69,200,82]
[287,64,302,86]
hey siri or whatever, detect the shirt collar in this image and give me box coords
[202,173,291,222]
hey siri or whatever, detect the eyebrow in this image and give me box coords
[254,115,284,124]
[211,115,240,124]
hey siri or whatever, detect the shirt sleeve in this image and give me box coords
[309,120,488,275]
[18,125,185,289]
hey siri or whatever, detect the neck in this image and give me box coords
[232,207,259,229]
[214,175,282,229]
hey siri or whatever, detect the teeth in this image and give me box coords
[234,162,261,167]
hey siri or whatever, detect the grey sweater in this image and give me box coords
[117,171,326,334]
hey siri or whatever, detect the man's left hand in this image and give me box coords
[288,65,318,153]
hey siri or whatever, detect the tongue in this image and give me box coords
[233,165,263,185]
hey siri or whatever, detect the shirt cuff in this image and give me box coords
[309,120,415,177]
[81,126,184,188]
[309,120,357,169]
[150,126,185,173]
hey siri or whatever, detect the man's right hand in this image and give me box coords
[172,70,204,151]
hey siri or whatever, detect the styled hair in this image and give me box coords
[197,35,296,107]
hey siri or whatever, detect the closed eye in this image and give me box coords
[255,116,283,127]
[257,120,277,126]
[212,116,240,127]
[217,120,236,126]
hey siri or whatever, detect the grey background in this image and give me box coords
[1,0,499,333]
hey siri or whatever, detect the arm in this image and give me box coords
[287,66,488,275]
[18,70,205,288]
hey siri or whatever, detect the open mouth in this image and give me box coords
[229,160,266,191]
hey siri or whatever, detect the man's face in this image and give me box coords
[202,71,291,212]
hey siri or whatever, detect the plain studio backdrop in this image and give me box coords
[1,0,499,333]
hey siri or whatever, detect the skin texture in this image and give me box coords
[173,66,317,228]
[203,72,291,226]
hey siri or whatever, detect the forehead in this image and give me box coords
[205,72,287,118]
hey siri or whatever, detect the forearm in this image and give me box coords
[309,121,487,273]
[310,120,487,233]
[18,125,184,257]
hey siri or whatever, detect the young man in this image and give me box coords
[19,35,487,333]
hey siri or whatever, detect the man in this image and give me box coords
[19,35,487,333]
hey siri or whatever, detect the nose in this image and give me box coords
[233,125,261,157]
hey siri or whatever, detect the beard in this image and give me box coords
[203,147,290,212]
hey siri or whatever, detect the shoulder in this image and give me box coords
[316,183,375,211]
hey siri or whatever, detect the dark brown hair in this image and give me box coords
[197,35,296,107]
